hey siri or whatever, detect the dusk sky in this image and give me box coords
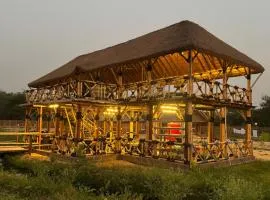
[0,0,269,106]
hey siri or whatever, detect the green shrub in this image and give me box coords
[259,132,270,142]
[1,155,269,200]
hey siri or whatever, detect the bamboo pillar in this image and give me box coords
[116,70,123,152]
[55,108,60,137]
[116,106,122,153]
[109,118,113,142]
[38,106,43,147]
[245,69,252,155]
[184,50,194,164]
[129,111,134,138]
[76,105,82,139]
[220,67,227,157]
[135,112,140,139]
[94,111,100,138]
[207,110,215,143]
[59,111,65,136]
[146,105,153,141]
[47,110,51,133]
[103,119,106,135]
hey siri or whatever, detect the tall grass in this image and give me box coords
[1,155,269,200]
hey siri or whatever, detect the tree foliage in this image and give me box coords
[253,95,270,127]
[0,91,25,120]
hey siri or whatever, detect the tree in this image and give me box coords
[253,95,270,127]
[0,91,25,120]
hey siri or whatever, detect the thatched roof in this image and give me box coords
[29,20,264,88]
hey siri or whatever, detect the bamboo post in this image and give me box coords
[116,69,123,152]
[28,134,32,153]
[103,119,106,135]
[94,112,100,138]
[220,67,227,158]
[136,113,141,141]
[184,50,194,165]
[147,105,153,141]
[59,111,64,136]
[245,69,252,155]
[129,111,134,138]
[76,105,82,139]
[207,110,214,144]
[116,106,122,153]
[109,118,113,142]
[47,110,51,133]
[55,108,60,137]
[38,106,43,149]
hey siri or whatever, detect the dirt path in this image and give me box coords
[253,141,270,161]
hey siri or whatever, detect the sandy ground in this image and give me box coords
[22,153,50,161]
[253,141,270,161]
[95,159,136,167]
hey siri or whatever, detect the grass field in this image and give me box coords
[0,154,269,200]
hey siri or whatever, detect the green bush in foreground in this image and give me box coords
[259,132,270,142]
[1,156,270,200]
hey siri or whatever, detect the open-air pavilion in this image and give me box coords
[23,20,264,167]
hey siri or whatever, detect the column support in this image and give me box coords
[135,112,140,140]
[146,105,153,141]
[55,108,60,137]
[47,110,51,133]
[207,110,215,144]
[59,110,65,136]
[220,66,228,158]
[76,105,82,139]
[184,50,194,165]
[129,111,134,138]
[94,111,100,138]
[245,68,252,155]
[116,106,122,153]
[38,106,43,148]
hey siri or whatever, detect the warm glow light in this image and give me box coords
[48,104,59,109]
[106,108,118,112]
[160,105,177,110]
[103,107,121,116]
[160,104,178,114]
[161,110,177,114]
